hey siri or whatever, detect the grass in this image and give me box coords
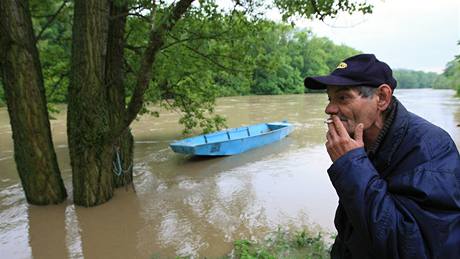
[151,227,332,259]
[232,227,331,259]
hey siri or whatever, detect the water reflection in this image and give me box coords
[75,190,144,259]
[28,205,67,259]
[134,159,268,257]
[0,184,30,259]
[0,89,459,258]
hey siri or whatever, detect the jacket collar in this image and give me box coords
[367,97,397,157]
[370,97,410,177]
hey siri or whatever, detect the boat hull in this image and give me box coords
[170,121,294,156]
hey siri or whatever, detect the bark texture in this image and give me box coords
[68,0,113,206]
[68,0,194,206]
[106,2,134,188]
[0,0,67,204]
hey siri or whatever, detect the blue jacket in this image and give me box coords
[329,100,460,258]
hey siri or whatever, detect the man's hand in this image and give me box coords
[326,115,364,162]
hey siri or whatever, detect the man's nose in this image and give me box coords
[325,102,338,115]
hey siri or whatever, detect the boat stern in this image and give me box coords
[169,143,195,154]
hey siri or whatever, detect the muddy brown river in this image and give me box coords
[1,89,459,258]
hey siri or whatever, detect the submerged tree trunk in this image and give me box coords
[0,0,67,204]
[68,0,113,206]
[106,1,134,188]
[68,0,194,206]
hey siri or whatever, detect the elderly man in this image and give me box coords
[304,54,460,258]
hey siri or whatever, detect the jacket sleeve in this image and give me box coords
[328,147,431,258]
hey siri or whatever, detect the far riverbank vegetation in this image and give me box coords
[0,13,459,118]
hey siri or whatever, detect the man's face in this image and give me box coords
[325,86,379,138]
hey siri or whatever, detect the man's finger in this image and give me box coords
[327,120,338,140]
[326,130,333,142]
[354,123,364,144]
[332,115,349,137]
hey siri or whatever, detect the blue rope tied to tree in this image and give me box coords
[113,146,132,177]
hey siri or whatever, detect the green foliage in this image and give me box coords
[289,33,359,93]
[0,1,72,109]
[433,59,460,92]
[430,42,460,92]
[393,69,438,89]
[233,228,331,259]
[117,0,371,133]
[127,6,258,133]
[274,0,373,21]
[4,0,374,134]
[249,22,302,95]
[30,0,72,103]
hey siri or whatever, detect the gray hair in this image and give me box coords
[356,86,378,98]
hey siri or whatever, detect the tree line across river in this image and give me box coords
[0,7,458,110]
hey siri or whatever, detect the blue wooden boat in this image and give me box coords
[170,121,294,156]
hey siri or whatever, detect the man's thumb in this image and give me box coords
[355,123,364,143]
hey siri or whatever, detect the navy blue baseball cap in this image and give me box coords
[304,54,397,90]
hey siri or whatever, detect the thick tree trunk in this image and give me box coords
[68,0,194,206]
[106,1,134,188]
[107,0,194,188]
[0,0,67,204]
[68,0,113,206]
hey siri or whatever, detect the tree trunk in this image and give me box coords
[0,0,67,204]
[68,0,194,206]
[106,1,134,188]
[68,0,113,206]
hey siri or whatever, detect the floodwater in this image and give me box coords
[0,89,459,258]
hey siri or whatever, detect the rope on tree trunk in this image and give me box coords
[112,146,133,176]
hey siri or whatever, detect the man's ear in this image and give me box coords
[377,84,392,111]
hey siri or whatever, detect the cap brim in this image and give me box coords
[304,75,367,90]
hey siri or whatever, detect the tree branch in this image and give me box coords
[47,70,69,99]
[310,0,333,20]
[125,44,145,55]
[160,31,229,50]
[165,33,250,73]
[180,42,248,73]
[123,57,135,74]
[35,0,69,42]
[118,0,194,137]
[110,11,150,21]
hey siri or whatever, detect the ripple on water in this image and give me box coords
[158,211,205,257]
[0,184,26,208]
[0,155,12,162]
[0,184,29,259]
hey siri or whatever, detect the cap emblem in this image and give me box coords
[337,62,347,69]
